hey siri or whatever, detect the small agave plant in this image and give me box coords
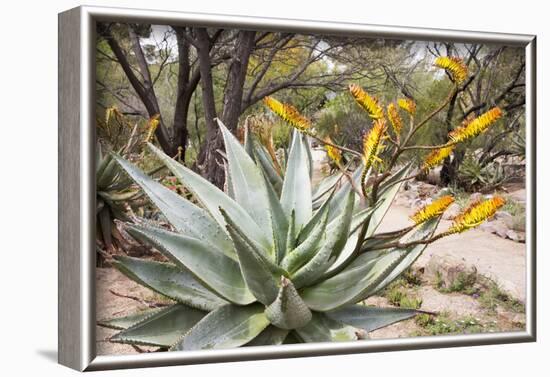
[96,111,163,256]
[99,56,506,350]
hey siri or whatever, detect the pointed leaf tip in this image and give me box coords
[265,277,312,330]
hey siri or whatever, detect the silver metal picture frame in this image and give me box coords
[58,5,537,371]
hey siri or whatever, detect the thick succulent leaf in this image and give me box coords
[362,228,410,252]
[114,155,235,259]
[303,135,314,180]
[148,143,272,253]
[244,124,256,159]
[280,130,312,234]
[282,209,329,274]
[112,256,227,311]
[312,170,344,205]
[245,326,289,347]
[292,191,355,288]
[321,204,380,277]
[295,313,362,343]
[286,211,297,255]
[261,170,288,263]
[98,308,163,330]
[322,233,359,278]
[378,162,412,195]
[127,224,255,305]
[254,142,283,195]
[221,209,282,305]
[328,164,365,222]
[362,221,434,254]
[97,155,119,189]
[369,217,440,294]
[223,160,236,199]
[298,188,334,244]
[171,304,270,351]
[96,147,111,176]
[218,119,274,253]
[300,249,407,311]
[283,332,302,344]
[265,277,312,330]
[98,206,112,249]
[326,305,418,333]
[302,217,439,311]
[110,304,206,347]
[326,202,378,236]
[365,164,411,237]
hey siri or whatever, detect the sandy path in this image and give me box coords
[378,205,526,301]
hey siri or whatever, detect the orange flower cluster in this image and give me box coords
[397,98,416,115]
[434,56,468,84]
[324,136,342,165]
[349,84,384,120]
[387,103,403,135]
[411,195,455,225]
[448,107,503,143]
[422,145,455,170]
[362,119,386,170]
[145,114,161,143]
[263,96,311,131]
[447,196,506,234]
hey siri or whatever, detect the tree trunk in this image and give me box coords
[193,28,224,186]
[195,30,256,188]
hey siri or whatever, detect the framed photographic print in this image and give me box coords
[58,5,536,371]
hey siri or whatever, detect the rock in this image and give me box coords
[506,230,526,243]
[469,192,483,203]
[496,307,526,325]
[495,211,514,228]
[417,182,437,198]
[508,189,526,204]
[479,219,509,238]
[493,220,510,238]
[443,203,461,220]
[411,198,426,210]
[424,253,472,290]
[417,286,482,317]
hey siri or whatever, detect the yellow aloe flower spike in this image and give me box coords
[105,106,115,125]
[434,56,468,84]
[263,96,311,131]
[387,103,403,135]
[422,145,455,170]
[446,196,506,234]
[145,114,160,143]
[105,106,124,125]
[448,107,503,143]
[349,84,384,120]
[362,118,386,171]
[410,195,455,225]
[324,136,342,166]
[397,98,416,115]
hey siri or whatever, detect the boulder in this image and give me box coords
[506,230,526,243]
[424,253,472,290]
[495,211,515,228]
[479,219,509,238]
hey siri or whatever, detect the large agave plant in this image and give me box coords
[99,119,441,350]
[99,56,507,350]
